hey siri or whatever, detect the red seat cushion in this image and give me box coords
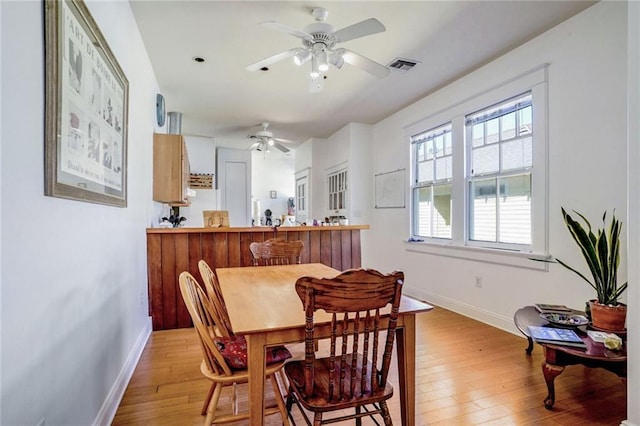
[214,335,292,370]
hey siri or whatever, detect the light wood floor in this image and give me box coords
[112,306,626,425]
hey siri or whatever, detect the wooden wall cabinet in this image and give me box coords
[153,133,190,205]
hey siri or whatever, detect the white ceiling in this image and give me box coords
[129,1,595,149]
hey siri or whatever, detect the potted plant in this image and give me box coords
[553,207,627,331]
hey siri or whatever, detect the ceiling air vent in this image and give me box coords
[388,57,420,71]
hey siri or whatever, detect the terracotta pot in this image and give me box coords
[589,300,627,331]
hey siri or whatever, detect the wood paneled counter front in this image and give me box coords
[146,225,369,330]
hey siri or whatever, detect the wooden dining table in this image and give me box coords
[215,263,433,425]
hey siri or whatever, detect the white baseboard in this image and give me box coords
[621,421,638,426]
[92,316,152,426]
[404,288,524,338]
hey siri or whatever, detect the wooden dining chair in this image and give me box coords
[284,268,404,426]
[179,271,291,425]
[198,260,233,338]
[197,259,297,408]
[250,238,304,266]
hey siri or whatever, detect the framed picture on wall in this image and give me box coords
[44,0,129,207]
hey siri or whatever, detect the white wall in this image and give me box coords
[178,135,217,227]
[362,1,628,332]
[625,2,639,424]
[294,137,313,172]
[296,137,328,223]
[251,149,295,224]
[347,123,373,228]
[308,124,374,225]
[1,1,158,424]
[0,1,4,422]
[171,138,295,228]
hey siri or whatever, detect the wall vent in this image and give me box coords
[388,57,420,71]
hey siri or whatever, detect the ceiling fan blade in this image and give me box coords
[273,137,297,144]
[341,49,390,78]
[246,48,298,71]
[249,142,261,150]
[260,21,313,40]
[331,18,386,43]
[273,142,290,153]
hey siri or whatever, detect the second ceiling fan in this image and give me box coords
[248,122,295,153]
[246,7,390,92]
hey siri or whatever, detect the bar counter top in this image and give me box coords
[146,224,369,233]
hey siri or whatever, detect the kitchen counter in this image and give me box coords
[146,224,369,233]
[146,224,369,330]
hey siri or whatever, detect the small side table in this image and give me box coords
[513,306,586,354]
[514,306,626,409]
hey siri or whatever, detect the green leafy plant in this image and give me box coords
[555,208,627,305]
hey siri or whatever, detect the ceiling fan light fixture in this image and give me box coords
[310,54,321,79]
[317,50,329,72]
[293,49,311,66]
[329,51,344,69]
[267,138,274,146]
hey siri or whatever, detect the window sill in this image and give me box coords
[403,240,549,270]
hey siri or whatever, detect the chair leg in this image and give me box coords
[270,373,290,426]
[205,383,223,425]
[277,370,289,397]
[286,386,295,412]
[380,400,393,426]
[355,406,362,426]
[231,382,238,415]
[201,383,215,415]
[313,412,322,426]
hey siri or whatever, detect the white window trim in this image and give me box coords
[405,64,549,267]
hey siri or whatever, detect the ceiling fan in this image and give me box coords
[246,7,390,92]
[248,123,295,153]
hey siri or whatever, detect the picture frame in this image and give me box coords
[44,0,129,207]
[270,190,277,199]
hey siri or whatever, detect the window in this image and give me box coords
[467,93,533,248]
[412,124,453,239]
[408,65,547,257]
[296,180,306,212]
[328,168,347,213]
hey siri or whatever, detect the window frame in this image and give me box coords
[327,165,348,217]
[466,92,534,251]
[406,65,548,263]
[411,123,453,240]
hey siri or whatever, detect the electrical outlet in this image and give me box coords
[475,276,482,288]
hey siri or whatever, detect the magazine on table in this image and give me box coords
[527,325,587,348]
[534,303,572,313]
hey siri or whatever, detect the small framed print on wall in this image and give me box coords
[44,0,129,207]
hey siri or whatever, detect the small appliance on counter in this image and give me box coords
[282,215,296,227]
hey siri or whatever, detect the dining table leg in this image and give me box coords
[246,333,268,425]
[396,313,416,426]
